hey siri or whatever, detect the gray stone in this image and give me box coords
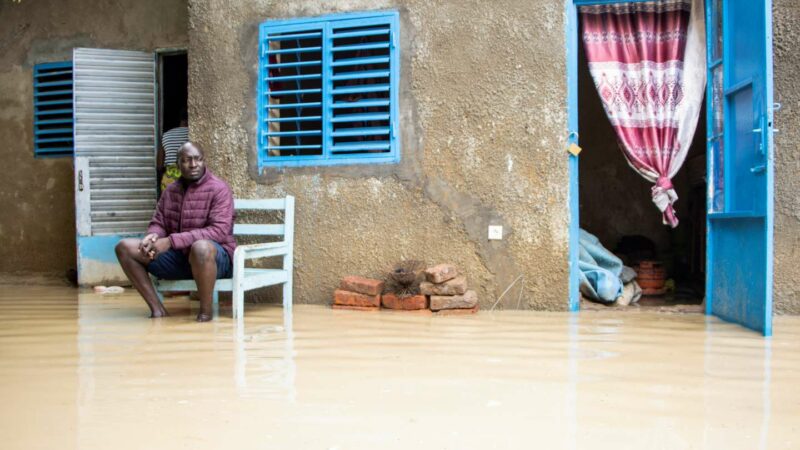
[420,275,467,296]
[430,290,478,311]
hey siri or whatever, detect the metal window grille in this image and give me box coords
[33,61,74,157]
[258,11,400,168]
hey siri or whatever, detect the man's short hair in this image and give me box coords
[177,141,203,158]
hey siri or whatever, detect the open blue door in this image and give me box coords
[706,0,775,335]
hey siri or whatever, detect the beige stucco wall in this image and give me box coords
[188,0,800,312]
[773,0,800,314]
[188,0,571,309]
[0,0,188,276]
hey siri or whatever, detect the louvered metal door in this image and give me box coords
[73,48,157,285]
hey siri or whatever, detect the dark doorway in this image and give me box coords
[159,51,188,134]
[157,51,188,195]
[577,30,707,311]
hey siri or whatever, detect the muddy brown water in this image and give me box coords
[1,285,798,449]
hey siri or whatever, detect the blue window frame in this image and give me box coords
[257,11,400,169]
[33,61,74,157]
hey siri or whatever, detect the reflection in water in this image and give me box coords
[0,285,798,450]
[760,339,772,450]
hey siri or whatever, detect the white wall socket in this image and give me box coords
[488,225,503,240]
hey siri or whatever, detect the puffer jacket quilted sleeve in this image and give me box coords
[167,178,235,254]
[147,196,169,238]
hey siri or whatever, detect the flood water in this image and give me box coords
[1,285,799,450]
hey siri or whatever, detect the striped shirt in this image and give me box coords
[162,126,189,166]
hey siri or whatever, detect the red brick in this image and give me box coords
[434,305,479,316]
[340,276,385,296]
[430,290,478,311]
[332,304,380,312]
[333,289,381,307]
[424,264,458,284]
[381,293,428,310]
[420,275,467,296]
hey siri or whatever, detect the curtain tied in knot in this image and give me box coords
[580,0,706,229]
[652,176,679,228]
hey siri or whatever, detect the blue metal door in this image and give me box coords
[706,0,775,335]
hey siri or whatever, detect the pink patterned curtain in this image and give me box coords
[580,0,706,228]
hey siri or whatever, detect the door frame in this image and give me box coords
[155,47,187,151]
[565,0,712,313]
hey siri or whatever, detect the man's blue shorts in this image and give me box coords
[146,241,233,280]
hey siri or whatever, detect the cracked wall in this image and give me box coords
[188,0,570,309]
[188,0,800,312]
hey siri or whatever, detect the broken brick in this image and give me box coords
[339,276,385,296]
[434,305,479,316]
[332,304,380,312]
[424,264,459,284]
[429,290,478,311]
[420,275,467,296]
[381,293,428,310]
[333,289,381,308]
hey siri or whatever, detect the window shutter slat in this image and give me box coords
[33,60,74,157]
[328,16,396,159]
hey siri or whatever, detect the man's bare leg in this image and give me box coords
[115,238,168,318]
[189,240,218,322]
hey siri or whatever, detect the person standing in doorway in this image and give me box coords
[116,142,236,322]
[158,109,189,195]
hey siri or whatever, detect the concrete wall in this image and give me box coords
[188,0,570,310]
[188,0,800,312]
[0,0,187,276]
[773,0,800,315]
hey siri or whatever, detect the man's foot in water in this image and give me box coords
[150,306,169,318]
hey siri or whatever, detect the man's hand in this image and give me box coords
[139,233,158,256]
[148,237,172,261]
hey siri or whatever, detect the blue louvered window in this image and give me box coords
[258,11,400,168]
[33,61,74,157]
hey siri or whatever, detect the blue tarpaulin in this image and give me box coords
[579,229,624,303]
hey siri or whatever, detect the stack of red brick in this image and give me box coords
[421,264,479,315]
[332,276,385,311]
[333,265,479,315]
[333,275,429,311]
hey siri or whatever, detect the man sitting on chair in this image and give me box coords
[115,142,236,322]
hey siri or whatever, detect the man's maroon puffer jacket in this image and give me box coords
[147,169,236,261]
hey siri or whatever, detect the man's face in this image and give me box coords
[178,144,205,182]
